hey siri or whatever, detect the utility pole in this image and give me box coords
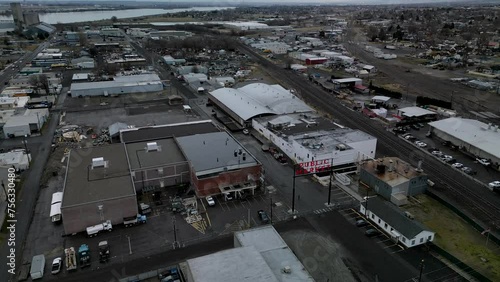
[291,171,296,213]
[418,259,425,282]
[172,216,179,249]
[270,196,273,224]
[327,162,333,206]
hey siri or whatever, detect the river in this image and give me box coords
[0,7,234,24]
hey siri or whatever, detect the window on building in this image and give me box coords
[428,236,432,241]
[371,214,375,219]
[420,238,424,243]
[411,240,415,245]
[402,237,406,243]
[384,223,388,229]
[391,228,394,232]
[378,219,381,224]
[307,154,309,158]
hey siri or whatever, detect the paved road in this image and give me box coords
[0,42,50,90]
[236,41,500,237]
[0,41,63,281]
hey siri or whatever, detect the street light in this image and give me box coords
[22,135,31,163]
[363,194,377,218]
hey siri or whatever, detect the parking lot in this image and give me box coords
[340,208,406,254]
[393,123,500,186]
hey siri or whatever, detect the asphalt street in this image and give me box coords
[0,41,62,281]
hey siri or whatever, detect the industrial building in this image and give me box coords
[359,157,428,206]
[360,197,435,248]
[429,118,500,167]
[61,120,263,233]
[396,106,437,122]
[69,74,162,97]
[209,83,313,127]
[253,113,377,171]
[61,145,138,235]
[3,108,49,138]
[125,138,190,193]
[0,150,30,171]
[182,226,314,282]
[331,78,363,89]
[176,132,262,197]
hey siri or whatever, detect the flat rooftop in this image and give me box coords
[290,128,376,154]
[120,120,219,143]
[62,144,135,208]
[125,138,186,170]
[361,157,426,186]
[398,106,436,118]
[176,132,259,177]
[70,74,161,91]
[429,117,500,159]
[186,247,278,282]
[254,113,339,135]
[235,226,315,282]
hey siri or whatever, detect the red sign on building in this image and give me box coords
[295,159,331,176]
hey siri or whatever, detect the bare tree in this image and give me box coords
[28,75,39,95]
[78,32,87,46]
[38,74,50,95]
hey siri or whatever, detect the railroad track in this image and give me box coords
[237,42,500,233]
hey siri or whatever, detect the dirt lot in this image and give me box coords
[403,194,500,281]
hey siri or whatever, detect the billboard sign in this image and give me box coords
[295,159,331,176]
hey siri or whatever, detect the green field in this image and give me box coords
[404,195,500,281]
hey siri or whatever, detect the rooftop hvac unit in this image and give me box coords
[146,142,159,152]
[92,157,105,169]
[282,266,292,274]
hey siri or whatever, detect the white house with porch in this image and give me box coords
[360,197,435,248]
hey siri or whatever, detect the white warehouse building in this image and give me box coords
[253,113,377,172]
[209,83,313,127]
[70,74,163,97]
[429,117,500,168]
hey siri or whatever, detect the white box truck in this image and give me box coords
[86,220,112,237]
[30,254,45,280]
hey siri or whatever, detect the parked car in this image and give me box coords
[488,181,500,189]
[461,167,477,175]
[355,219,368,227]
[242,129,249,135]
[205,196,215,207]
[441,155,455,163]
[404,135,415,140]
[431,151,443,157]
[51,257,62,275]
[417,123,425,128]
[410,124,420,130]
[452,163,464,169]
[258,210,270,224]
[415,141,427,148]
[476,158,491,166]
[365,229,381,237]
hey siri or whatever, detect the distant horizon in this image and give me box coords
[0,0,497,5]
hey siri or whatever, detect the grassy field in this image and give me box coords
[404,194,500,281]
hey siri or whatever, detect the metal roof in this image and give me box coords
[362,197,432,239]
[209,83,313,121]
[235,226,315,282]
[70,74,161,91]
[176,132,259,177]
[186,247,278,282]
[120,120,219,143]
[398,106,436,118]
[429,117,500,159]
